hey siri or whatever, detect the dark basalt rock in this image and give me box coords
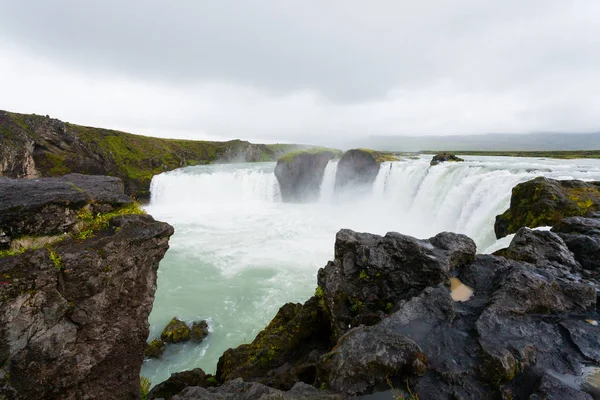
[145,339,167,359]
[334,149,389,190]
[275,150,337,203]
[168,378,343,400]
[0,173,131,239]
[191,320,209,342]
[317,320,427,396]
[430,152,464,166]
[318,229,476,341]
[148,368,218,400]
[553,215,600,271]
[161,318,192,344]
[494,177,600,238]
[502,227,582,271]
[216,296,331,390]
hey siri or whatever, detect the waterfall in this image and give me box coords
[319,160,338,202]
[148,156,600,251]
[149,164,280,207]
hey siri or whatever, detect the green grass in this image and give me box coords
[357,148,400,162]
[278,146,343,163]
[422,150,600,159]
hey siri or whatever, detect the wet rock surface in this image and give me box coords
[0,175,174,399]
[429,152,464,166]
[553,215,600,271]
[275,150,337,202]
[495,177,600,238]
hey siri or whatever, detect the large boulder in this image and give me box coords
[430,152,464,166]
[501,228,582,272]
[0,175,174,399]
[318,229,476,341]
[216,296,331,390]
[274,149,338,202]
[334,148,396,190]
[494,177,600,238]
[161,317,192,344]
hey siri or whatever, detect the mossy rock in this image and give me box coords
[215,296,331,389]
[430,152,465,166]
[145,339,166,359]
[191,320,209,342]
[160,318,192,344]
[494,177,600,238]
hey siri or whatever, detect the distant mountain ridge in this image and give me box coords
[350,132,600,152]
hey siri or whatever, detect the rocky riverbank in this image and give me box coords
[0,110,300,200]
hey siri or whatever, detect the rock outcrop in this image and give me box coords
[494,177,600,238]
[429,152,465,166]
[318,229,476,341]
[0,110,299,200]
[0,174,174,399]
[274,149,340,202]
[334,148,397,191]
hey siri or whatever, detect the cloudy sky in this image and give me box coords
[1,0,599,144]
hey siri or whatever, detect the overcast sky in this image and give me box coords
[1,0,599,144]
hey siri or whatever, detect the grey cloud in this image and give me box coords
[1,0,600,141]
[2,0,598,101]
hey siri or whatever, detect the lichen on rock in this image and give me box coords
[494,177,600,238]
[161,318,192,344]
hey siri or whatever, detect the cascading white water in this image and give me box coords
[141,155,600,386]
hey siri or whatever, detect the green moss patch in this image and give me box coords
[278,147,343,163]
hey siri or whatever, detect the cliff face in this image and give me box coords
[0,110,299,200]
[0,174,174,399]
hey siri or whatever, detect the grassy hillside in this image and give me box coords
[0,111,301,200]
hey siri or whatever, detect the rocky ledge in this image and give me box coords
[152,179,600,399]
[0,174,174,399]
